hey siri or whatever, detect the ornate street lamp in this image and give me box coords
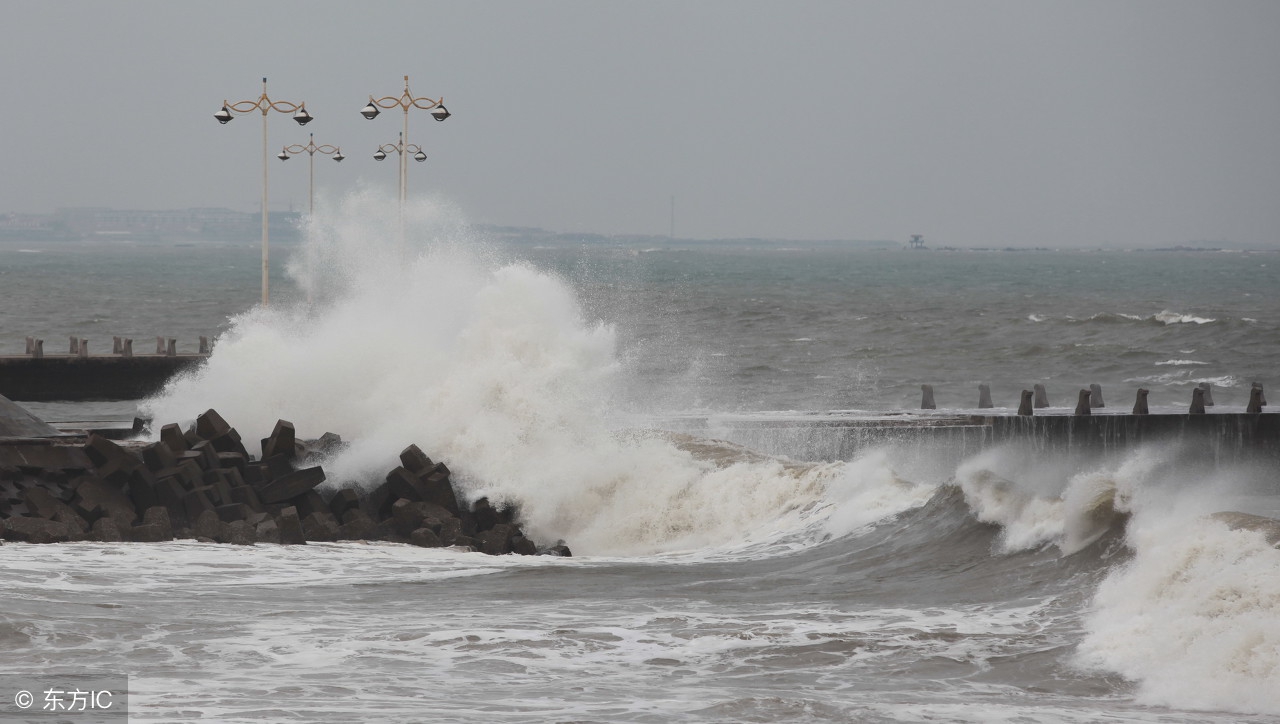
[214,77,313,306]
[360,75,449,246]
[279,133,343,305]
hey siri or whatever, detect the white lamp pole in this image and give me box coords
[215,77,313,306]
[279,134,344,304]
[360,75,450,249]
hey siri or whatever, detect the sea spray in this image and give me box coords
[1075,513,1280,715]
[143,193,893,556]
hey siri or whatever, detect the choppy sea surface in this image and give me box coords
[2,195,1279,722]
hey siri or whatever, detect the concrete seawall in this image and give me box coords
[671,410,1280,464]
[0,355,206,401]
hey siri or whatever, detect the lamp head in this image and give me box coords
[214,106,233,124]
[413,150,427,162]
[333,151,345,162]
[293,107,314,126]
[373,149,387,161]
[277,150,290,161]
[361,101,380,120]
[431,104,450,122]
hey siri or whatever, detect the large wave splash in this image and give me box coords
[143,192,929,556]
[952,443,1280,715]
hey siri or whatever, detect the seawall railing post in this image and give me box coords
[921,384,936,410]
[1247,386,1265,414]
[166,338,177,357]
[1017,390,1034,416]
[1253,382,1267,407]
[78,338,88,358]
[122,338,133,357]
[1197,382,1215,406]
[25,337,34,355]
[1074,389,1092,415]
[113,336,122,354]
[978,384,993,409]
[199,336,210,355]
[1133,388,1149,415]
[69,336,79,355]
[1089,383,1105,408]
[1190,387,1206,414]
[1033,383,1049,408]
[156,337,165,355]
[32,339,43,359]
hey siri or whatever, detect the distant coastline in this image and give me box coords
[2,208,1274,252]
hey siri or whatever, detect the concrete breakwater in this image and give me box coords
[0,336,212,401]
[0,403,568,556]
[674,409,1280,465]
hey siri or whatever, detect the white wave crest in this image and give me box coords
[141,191,909,558]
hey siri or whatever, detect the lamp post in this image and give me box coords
[360,75,449,246]
[278,133,344,217]
[214,77,313,306]
[373,132,427,242]
[279,134,343,304]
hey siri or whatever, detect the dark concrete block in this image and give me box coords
[1017,390,1034,416]
[409,527,443,548]
[161,423,188,454]
[1089,383,1105,408]
[256,519,281,544]
[91,517,124,543]
[228,484,264,513]
[399,444,434,474]
[142,507,174,540]
[277,506,306,545]
[192,510,227,543]
[216,503,250,523]
[126,468,160,513]
[261,419,297,461]
[511,535,537,556]
[391,498,425,537]
[978,384,993,409]
[437,517,463,546]
[72,477,137,528]
[4,516,71,543]
[422,470,459,514]
[1033,383,1050,409]
[477,523,517,555]
[195,409,232,440]
[293,490,328,519]
[130,522,169,543]
[226,520,256,545]
[472,497,499,534]
[385,466,424,502]
[301,511,339,542]
[328,488,361,520]
[1190,387,1207,414]
[216,452,248,472]
[182,487,217,523]
[258,466,326,504]
[1074,389,1092,416]
[1133,388,1150,415]
[141,442,178,473]
[920,384,936,410]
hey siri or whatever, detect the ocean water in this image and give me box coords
[2,192,1279,722]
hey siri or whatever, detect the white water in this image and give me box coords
[143,193,900,557]
[130,194,1280,718]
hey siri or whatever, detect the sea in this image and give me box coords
[2,192,1278,723]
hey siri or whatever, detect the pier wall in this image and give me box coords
[677,412,1279,465]
[0,356,204,401]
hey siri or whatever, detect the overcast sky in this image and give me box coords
[2,1,1278,247]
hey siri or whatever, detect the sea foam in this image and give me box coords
[142,191,902,557]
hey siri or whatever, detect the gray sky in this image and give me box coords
[2,0,1278,247]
